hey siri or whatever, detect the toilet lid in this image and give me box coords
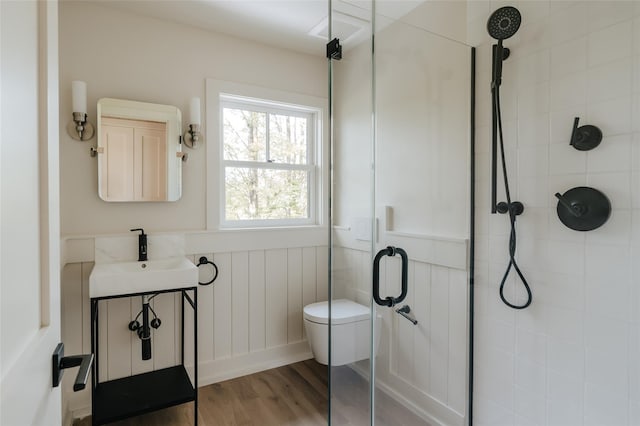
[303,299,370,325]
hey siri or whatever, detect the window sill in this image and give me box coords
[217,224,326,232]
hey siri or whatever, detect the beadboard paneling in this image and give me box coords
[249,250,266,352]
[302,247,318,340]
[430,265,450,403]
[336,245,468,423]
[265,249,288,347]
[195,253,214,362]
[213,252,232,359]
[287,248,303,343]
[231,251,250,356]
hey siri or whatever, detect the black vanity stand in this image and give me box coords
[90,287,198,425]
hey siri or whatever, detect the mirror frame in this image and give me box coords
[96,98,183,202]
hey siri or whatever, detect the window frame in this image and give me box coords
[221,95,317,227]
[206,79,326,231]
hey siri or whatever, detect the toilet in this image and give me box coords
[303,299,381,366]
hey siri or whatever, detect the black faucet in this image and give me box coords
[130,228,147,261]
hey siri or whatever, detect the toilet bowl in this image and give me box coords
[303,299,381,366]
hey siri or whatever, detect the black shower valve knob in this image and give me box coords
[569,117,602,151]
[555,187,611,231]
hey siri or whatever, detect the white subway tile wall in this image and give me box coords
[470,1,639,425]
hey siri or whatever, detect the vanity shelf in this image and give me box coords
[90,287,198,425]
[93,366,193,424]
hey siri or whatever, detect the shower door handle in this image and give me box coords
[372,246,408,307]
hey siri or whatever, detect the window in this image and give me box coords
[220,95,319,227]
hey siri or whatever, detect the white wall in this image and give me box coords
[59,1,327,236]
[469,1,640,425]
[375,20,470,239]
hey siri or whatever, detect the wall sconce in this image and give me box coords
[184,97,202,149]
[67,81,94,141]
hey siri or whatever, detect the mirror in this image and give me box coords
[96,98,183,202]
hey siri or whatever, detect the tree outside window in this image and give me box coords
[221,97,317,226]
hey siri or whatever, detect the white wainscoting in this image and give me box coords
[333,238,468,426]
[61,246,328,420]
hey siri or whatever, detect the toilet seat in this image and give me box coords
[303,299,370,325]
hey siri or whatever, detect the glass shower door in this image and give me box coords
[328,0,374,423]
[371,8,471,426]
[329,1,473,425]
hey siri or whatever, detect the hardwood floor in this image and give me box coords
[330,367,430,426]
[74,360,328,426]
[74,360,429,426]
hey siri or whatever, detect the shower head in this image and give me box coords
[488,6,521,90]
[487,6,521,41]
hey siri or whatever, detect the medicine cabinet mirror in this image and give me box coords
[96,98,183,202]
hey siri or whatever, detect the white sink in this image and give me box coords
[89,257,198,298]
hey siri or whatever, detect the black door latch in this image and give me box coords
[52,342,93,391]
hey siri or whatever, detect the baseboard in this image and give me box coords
[64,385,92,424]
[196,341,314,386]
[350,363,463,426]
[62,398,73,426]
[70,405,92,425]
[67,341,314,423]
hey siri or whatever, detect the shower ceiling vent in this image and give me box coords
[308,12,369,45]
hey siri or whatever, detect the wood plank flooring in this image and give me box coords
[74,360,327,426]
[74,360,429,426]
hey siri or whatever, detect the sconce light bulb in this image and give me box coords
[190,97,201,126]
[71,80,88,114]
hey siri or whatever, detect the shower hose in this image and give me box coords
[493,85,532,309]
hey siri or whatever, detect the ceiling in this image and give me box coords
[92,0,425,56]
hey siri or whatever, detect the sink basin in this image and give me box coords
[89,257,198,298]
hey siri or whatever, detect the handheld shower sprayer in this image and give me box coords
[487,6,521,89]
[486,6,531,310]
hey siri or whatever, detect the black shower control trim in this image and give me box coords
[570,117,602,151]
[555,187,611,231]
[496,201,524,216]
